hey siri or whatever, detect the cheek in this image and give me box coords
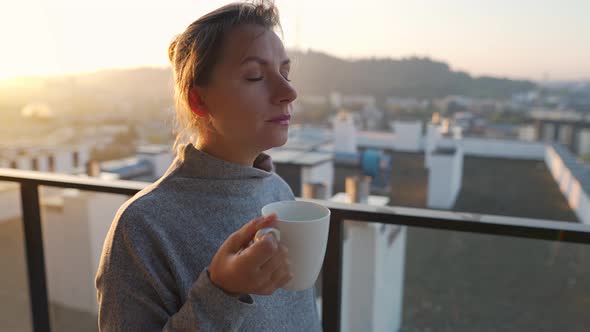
[210,83,268,135]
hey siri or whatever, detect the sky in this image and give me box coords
[0,0,589,81]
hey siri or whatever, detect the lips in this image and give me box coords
[267,114,291,123]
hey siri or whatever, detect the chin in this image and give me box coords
[262,130,289,150]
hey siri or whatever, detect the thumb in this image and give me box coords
[224,213,278,253]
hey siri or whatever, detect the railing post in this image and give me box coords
[20,181,51,332]
[322,210,345,332]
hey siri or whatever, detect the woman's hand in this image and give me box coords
[208,213,293,296]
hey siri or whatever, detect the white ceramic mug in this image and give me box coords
[258,200,331,291]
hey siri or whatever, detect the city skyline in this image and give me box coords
[0,0,589,81]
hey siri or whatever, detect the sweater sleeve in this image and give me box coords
[95,207,255,332]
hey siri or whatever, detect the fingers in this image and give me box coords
[225,213,278,252]
[259,265,293,295]
[253,244,292,295]
[258,213,279,231]
[239,232,278,268]
[268,256,292,286]
[259,244,289,275]
[216,213,294,296]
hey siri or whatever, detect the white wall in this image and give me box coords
[545,146,561,179]
[54,149,74,173]
[452,148,464,199]
[36,155,50,172]
[300,127,547,163]
[330,92,342,109]
[357,131,397,151]
[545,145,590,224]
[138,151,174,179]
[301,161,334,199]
[567,179,590,223]
[577,186,590,224]
[77,145,91,170]
[559,168,573,197]
[0,147,89,173]
[333,113,358,154]
[438,138,545,160]
[452,126,463,140]
[0,184,22,222]
[16,157,32,170]
[519,125,537,142]
[542,123,556,141]
[372,225,406,332]
[424,123,442,168]
[578,130,590,156]
[42,190,129,314]
[341,222,375,332]
[42,190,93,313]
[391,121,423,152]
[341,222,406,332]
[558,124,574,146]
[427,148,463,209]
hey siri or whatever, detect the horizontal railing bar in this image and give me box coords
[3,167,590,332]
[2,168,590,244]
[304,199,590,245]
[0,168,146,196]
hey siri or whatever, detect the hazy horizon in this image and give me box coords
[1,0,589,82]
[1,52,586,86]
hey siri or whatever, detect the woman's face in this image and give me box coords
[197,23,297,153]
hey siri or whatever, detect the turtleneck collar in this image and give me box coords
[177,143,275,180]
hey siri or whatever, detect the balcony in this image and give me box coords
[2,168,590,332]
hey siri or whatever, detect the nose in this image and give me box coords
[271,74,297,106]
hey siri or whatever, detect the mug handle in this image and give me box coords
[239,228,280,255]
[253,227,281,243]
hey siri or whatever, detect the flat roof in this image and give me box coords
[266,148,333,166]
[328,152,578,222]
[137,145,171,155]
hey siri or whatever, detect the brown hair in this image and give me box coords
[168,0,282,157]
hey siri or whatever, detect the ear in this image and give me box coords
[188,88,207,117]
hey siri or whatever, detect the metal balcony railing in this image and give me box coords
[2,168,590,332]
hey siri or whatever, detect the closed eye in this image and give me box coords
[245,75,291,82]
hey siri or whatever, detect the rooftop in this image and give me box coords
[1,136,586,331]
[136,144,171,155]
[267,149,333,167]
[400,154,575,221]
[309,152,578,222]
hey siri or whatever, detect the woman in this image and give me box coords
[95,1,322,331]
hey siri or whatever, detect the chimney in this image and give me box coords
[390,120,423,152]
[86,160,101,177]
[431,112,440,125]
[345,175,371,204]
[302,182,327,199]
[452,126,463,140]
[333,112,357,154]
[16,156,32,170]
[578,129,590,156]
[425,123,442,168]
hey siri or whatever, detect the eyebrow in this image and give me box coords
[240,56,291,66]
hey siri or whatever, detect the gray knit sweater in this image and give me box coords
[95,143,322,331]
